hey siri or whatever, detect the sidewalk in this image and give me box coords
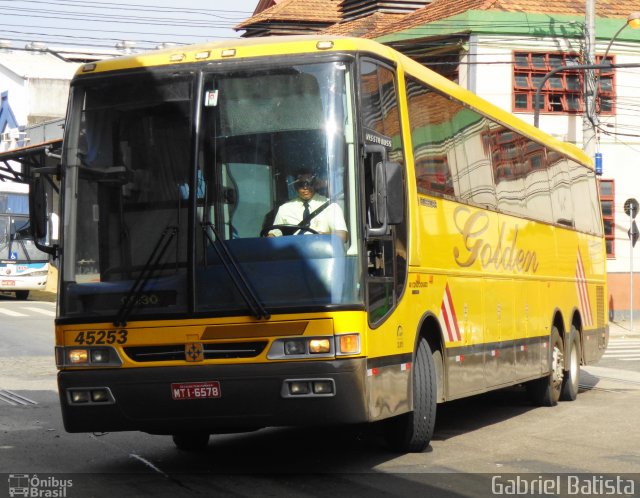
[608,319,640,338]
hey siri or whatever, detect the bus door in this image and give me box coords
[359,59,409,420]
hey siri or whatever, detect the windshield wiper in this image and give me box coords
[201,222,270,320]
[114,226,178,327]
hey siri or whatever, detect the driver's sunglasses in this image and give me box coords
[294,180,314,190]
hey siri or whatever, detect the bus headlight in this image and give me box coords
[284,340,306,355]
[56,346,123,367]
[268,334,361,359]
[69,349,89,364]
[70,390,90,403]
[67,387,115,405]
[309,339,331,354]
[268,336,335,359]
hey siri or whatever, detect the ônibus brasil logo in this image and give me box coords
[7,474,73,497]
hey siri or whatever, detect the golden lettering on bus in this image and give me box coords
[453,207,538,273]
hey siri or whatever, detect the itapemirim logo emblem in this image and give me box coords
[7,474,73,497]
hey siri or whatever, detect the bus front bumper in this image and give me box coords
[57,358,368,434]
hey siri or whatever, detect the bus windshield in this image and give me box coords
[61,60,362,321]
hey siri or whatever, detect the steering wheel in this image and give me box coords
[260,224,319,237]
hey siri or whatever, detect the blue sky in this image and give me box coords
[0,0,259,51]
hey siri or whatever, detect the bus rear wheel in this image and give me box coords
[172,432,210,451]
[384,338,437,453]
[526,327,563,406]
[560,326,581,401]
[15,291,29,300]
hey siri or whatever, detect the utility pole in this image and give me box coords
[626,198,639,332]
[583,0,596,157]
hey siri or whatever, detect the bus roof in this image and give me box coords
[75,35,591,169]
[0,180,29,194]
[74,35,393,76]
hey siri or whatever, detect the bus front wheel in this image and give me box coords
[172,432,210,451]
[384,338,437,453]
[526,327,563,406]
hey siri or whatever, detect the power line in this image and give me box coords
[0,0,251,17]
[0,0,252,47]
[1,7,242,28]
[0,28,195,46]
[0,23,222,40]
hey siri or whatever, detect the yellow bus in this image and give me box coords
[30,35,607,452]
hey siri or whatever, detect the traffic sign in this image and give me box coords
[624,198,639,218]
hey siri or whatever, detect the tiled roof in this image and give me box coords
[236,0,341,29]
[253,0,282,15]
[489,0,640,17]
[370,0,640,38]
[238,0,640,37]
[322,11,405,36]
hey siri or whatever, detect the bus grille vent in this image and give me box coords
[123,341,268,362]
[596,285,605,328]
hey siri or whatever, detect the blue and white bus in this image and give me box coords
[0,181,49,299]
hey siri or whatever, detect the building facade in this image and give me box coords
[0,43,125,153]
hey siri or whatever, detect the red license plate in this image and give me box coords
[171,381,221,400]
[1,280,15,286]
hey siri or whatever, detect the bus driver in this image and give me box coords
[268,170,348,242]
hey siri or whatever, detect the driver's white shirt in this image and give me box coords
[269,193,347,236]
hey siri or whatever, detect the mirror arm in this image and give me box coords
[34,240,59,259]
[363,143,387,159]
[31,165,60,177]
[367,218,388,238]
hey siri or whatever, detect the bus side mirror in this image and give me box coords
[385,161,403,225]
[29,176,58,257]
[368,160,404,237]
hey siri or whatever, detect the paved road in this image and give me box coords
[2,295,640,497]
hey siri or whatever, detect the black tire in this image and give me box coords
[433,349,445,403]
[560,326,581,401]
[384,338,437,453]
[15,290,29,300]
[526,327,564,407]
[172,432,210,451]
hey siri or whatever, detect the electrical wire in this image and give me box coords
[0,0,251,18]
[0,0,252,47]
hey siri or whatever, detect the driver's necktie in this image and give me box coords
[302,201,310,227]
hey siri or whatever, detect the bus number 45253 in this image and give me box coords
[74,330,128,345]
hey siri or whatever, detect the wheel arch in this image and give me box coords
[415,311,446,402]
[551,308,566,338]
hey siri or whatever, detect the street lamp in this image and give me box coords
[586,12,640,137]
[603,12,640,60]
